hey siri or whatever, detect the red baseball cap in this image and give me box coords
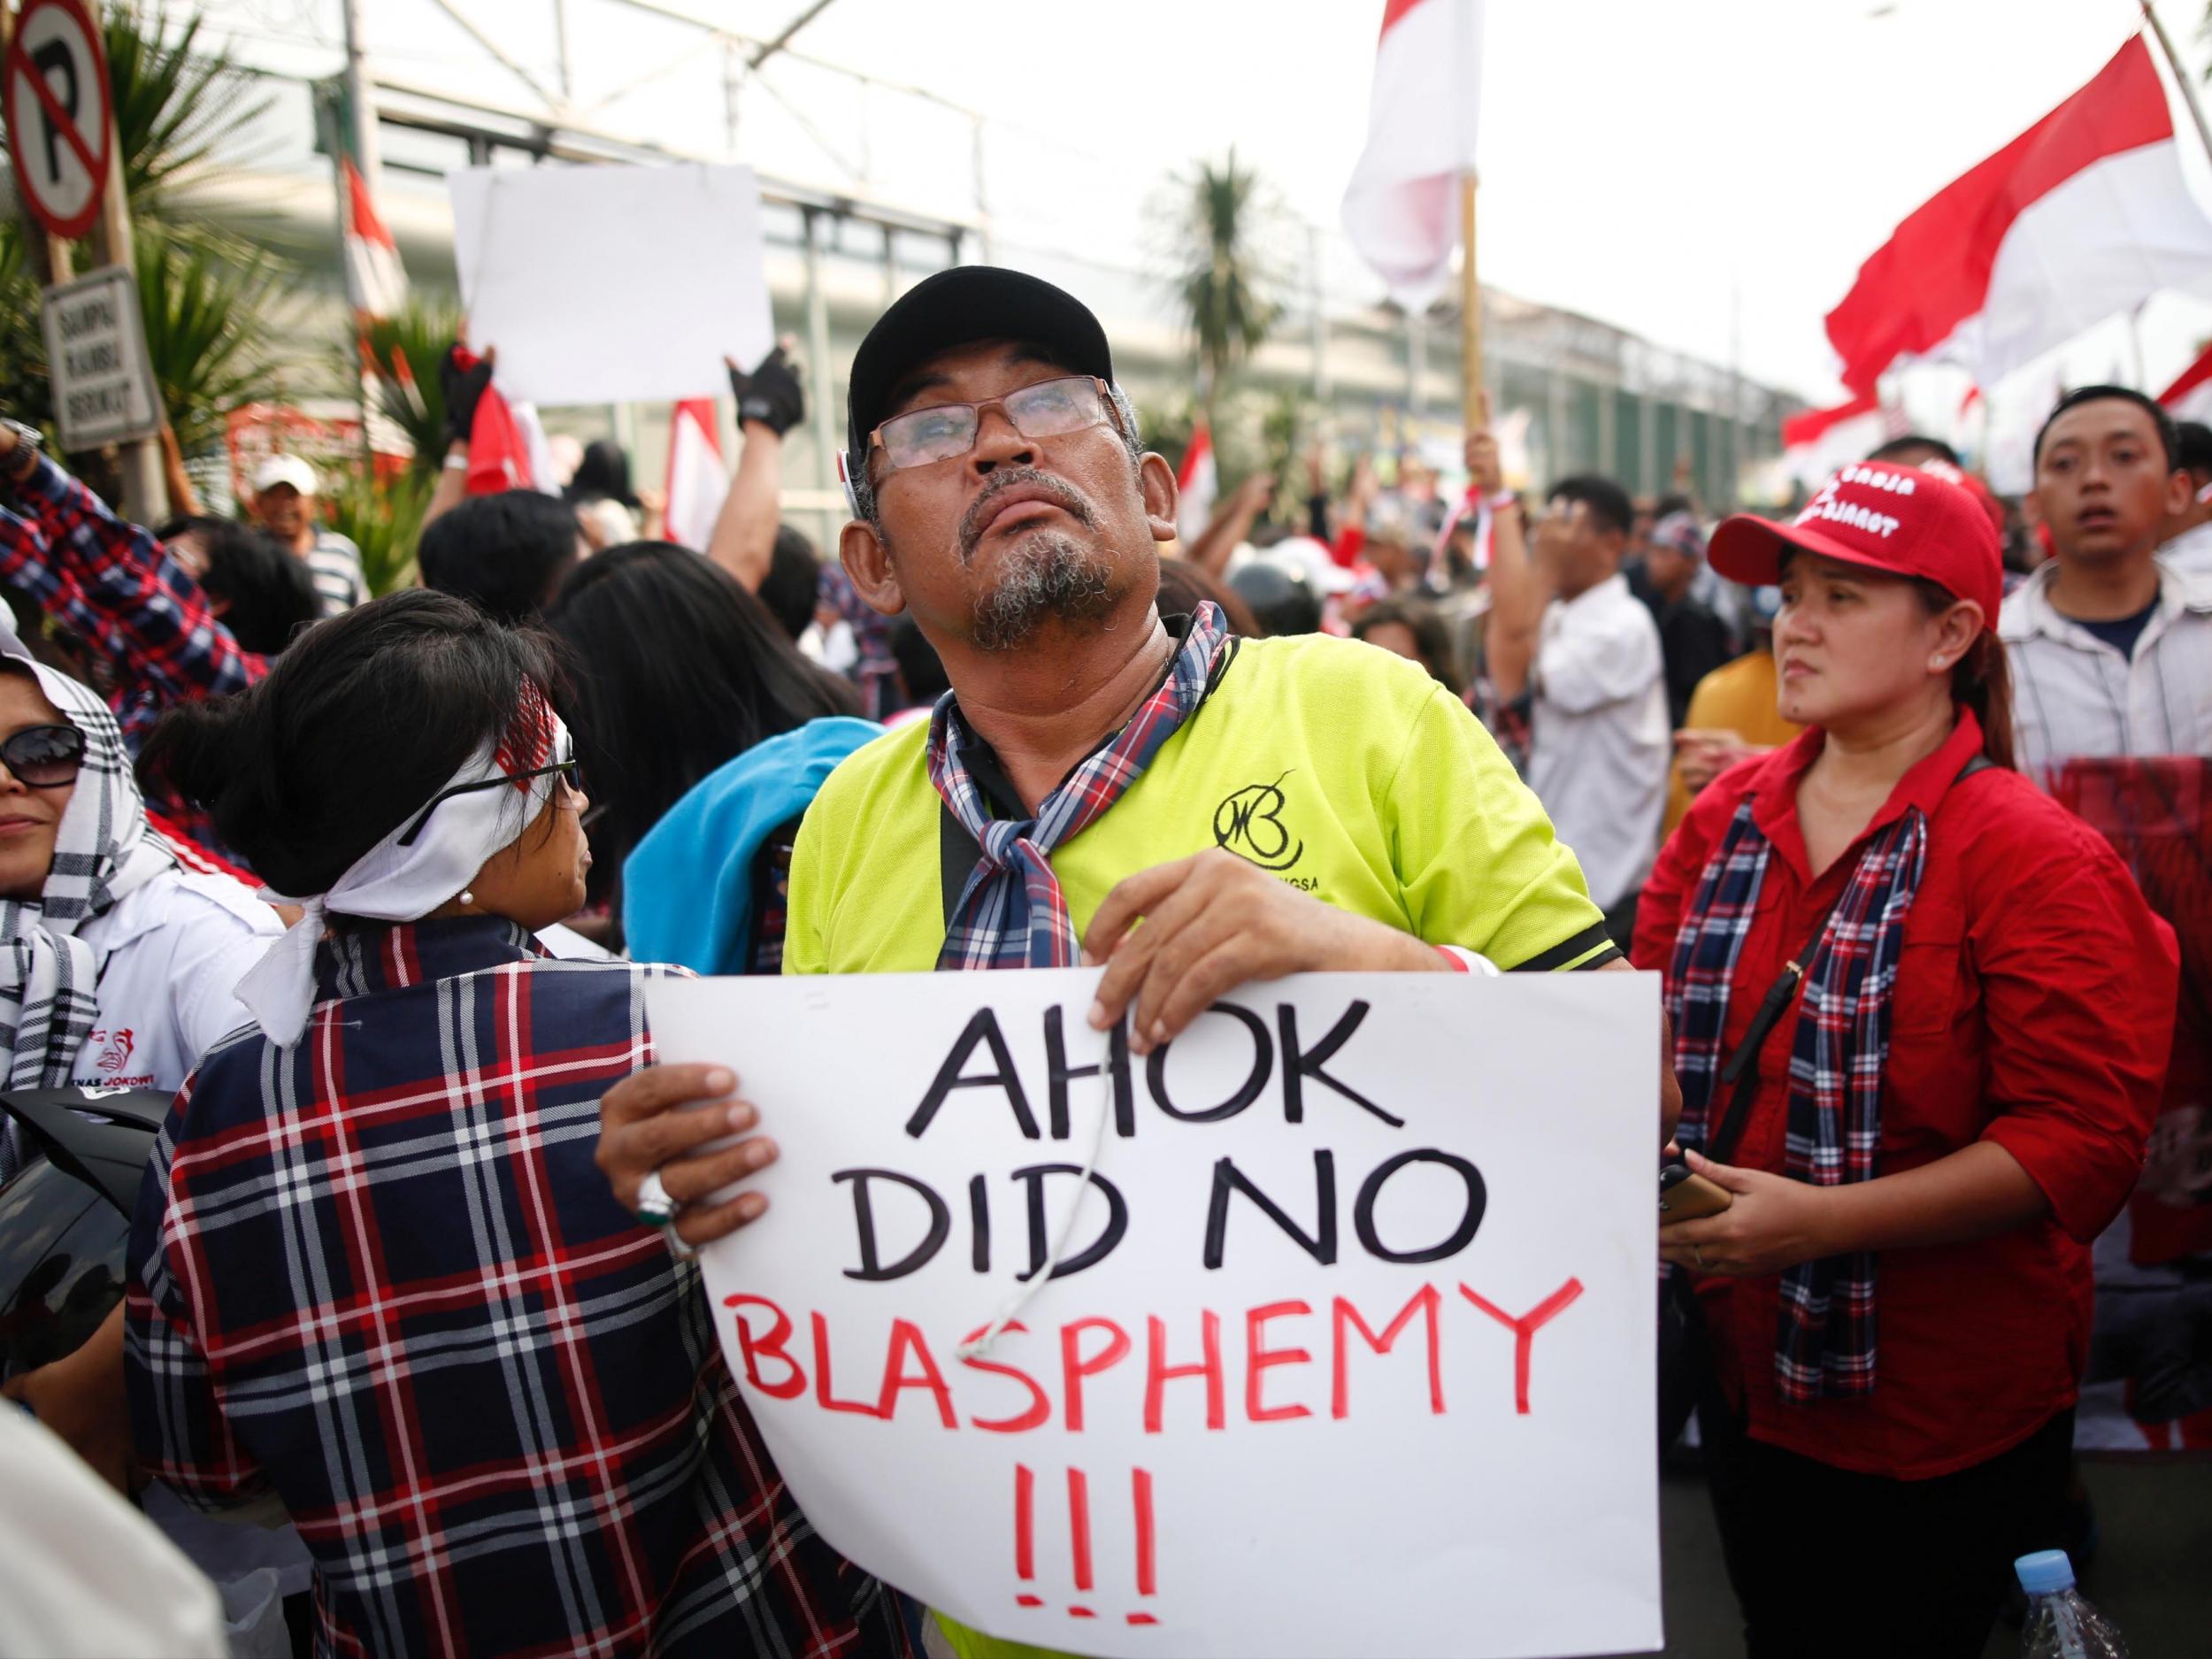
[1709,460,2002,627]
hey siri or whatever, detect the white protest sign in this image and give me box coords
[646,969,1663,1659]
[447,162,775,407]
[40,265,161,450]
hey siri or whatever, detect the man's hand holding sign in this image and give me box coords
[595,267,1676,1658]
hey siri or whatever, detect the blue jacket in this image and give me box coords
[622,717,882,973]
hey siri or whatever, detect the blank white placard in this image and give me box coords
[449,162,776,407]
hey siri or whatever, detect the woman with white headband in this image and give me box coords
[125,591,909,1659]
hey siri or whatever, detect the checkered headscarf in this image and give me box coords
[929,603,1231,971]
[0,654,174,1178]
[1664,792,1928,1403]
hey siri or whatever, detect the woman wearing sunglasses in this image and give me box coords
[0,645,279,1136]
[0,636,295,1612]
[123,590,910,1659]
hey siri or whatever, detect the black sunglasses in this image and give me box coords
[0,723,86,788]
[396,754,585,849]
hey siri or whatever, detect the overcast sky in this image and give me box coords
[203,0,2212,402]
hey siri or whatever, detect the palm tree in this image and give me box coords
[358,299,467,476]
[1,4,285,449]
[1165,150,1284,432]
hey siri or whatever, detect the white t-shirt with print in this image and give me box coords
[71,867,281,1093]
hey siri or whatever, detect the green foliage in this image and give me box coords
[357,300,465,475]
[1163,150,1284,426]
[320,465,430,597]
[134,227,280,454]
[0,225,49,431]
[0,4,288,452]
[104,1,277,257]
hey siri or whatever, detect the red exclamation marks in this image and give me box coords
[1011,1463,1162,1624]
[1013,1464,1041,1608]
[1128,1467,1159,1624]
[1067,1467,1094,1607]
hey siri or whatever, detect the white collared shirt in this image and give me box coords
[2159,518,2212,579]
[72,866,282,1092]
[1998,557,2212,785]
[1526,572,1671,912]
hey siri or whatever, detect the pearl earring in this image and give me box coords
[459,889,475,907]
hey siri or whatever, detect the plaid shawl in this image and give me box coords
[1665,793,1929,1402]
[0,654,175,1180]
[929,603,1230,970]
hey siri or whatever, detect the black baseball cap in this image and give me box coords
[844,266,1115,460]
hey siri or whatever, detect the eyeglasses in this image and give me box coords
[868,374,1118,474]
[396,750,585,849]
[0,723,86,788]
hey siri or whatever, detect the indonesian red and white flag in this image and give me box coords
[1340,0,1486,306]
[1175,420,1217,544]
[341,156,408,320]
[1826,35,2212,395]
[1779,393,1892,490]
[664,399,727,553]
[2161,340,2212,425]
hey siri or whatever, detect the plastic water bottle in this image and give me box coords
[2016,1550,2128,1658]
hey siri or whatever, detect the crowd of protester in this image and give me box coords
[0,265,2201,1658]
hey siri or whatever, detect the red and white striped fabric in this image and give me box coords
[1175,420,1217,545]
[1340,0,1486,306]
[2161,340,2212,425]
[663,399,726,552]
[340,157,408,321]
[1779,394,1891,490]
[1826,35,2212,395]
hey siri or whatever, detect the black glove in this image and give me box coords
[439,345,496,448]
[727,344,805,438]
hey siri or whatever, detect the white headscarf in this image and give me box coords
[236,692,571,1048]
[0,648,174,1089]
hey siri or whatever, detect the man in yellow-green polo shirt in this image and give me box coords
[597,266,1678,1659]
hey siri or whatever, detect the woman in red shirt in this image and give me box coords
[1638,461,2174,1658]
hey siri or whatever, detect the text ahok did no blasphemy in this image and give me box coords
[718,996,1589,1434]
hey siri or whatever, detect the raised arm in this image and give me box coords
[0,427,264,711]
[1468,407,1542,699]
[420,343,497,531]
[705,342,806,593]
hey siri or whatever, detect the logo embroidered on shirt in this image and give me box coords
[1212,772,1305,872]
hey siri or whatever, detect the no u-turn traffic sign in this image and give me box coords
[4,0,113,242]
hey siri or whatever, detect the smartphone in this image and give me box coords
[1659,1162,1733,1221]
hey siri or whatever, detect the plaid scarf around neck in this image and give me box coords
[1665,793,1930,1402]
[929,603,1231,971]
[0,655,174,1182]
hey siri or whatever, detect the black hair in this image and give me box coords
[2032,384,2180,472]
[2176,420,2212,480]
[1225,561,1321,637]
[137,590,567,898]
[546,542,860,902]
[887,613,951,708]
[1547,474,1634,539]
[566,439,637,508]
[1651,493,1694,523]
[417,491,584,626]
[157,516,320,656]
[1866,434,1962,467]
[156,518,323,655]
[1351,595,1462,696]
[757,526,822,641]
